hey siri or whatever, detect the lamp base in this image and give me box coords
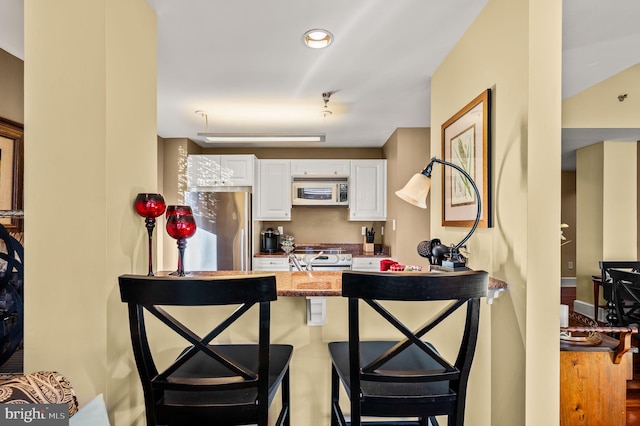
[441,259,468,271]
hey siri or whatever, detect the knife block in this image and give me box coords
[363,237,374,254]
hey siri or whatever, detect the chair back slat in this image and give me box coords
[119,274,277,305]
[341,270,488,301]
[599,261,640,282]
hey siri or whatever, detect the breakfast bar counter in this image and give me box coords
[162,270,508,298]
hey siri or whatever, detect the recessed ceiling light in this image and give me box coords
[302,29,333,49]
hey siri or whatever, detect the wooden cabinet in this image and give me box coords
[349,160,386,221]
[187,155,255,188]
[252,256,289,271]
[255,160,291,221]
[291,160,350,177]
[560,335,635,426]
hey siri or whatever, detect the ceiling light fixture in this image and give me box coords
[198,133,326,143]
[303,29,333,49]
[322,91,334,118]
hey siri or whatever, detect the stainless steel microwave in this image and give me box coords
[292,177,349,206]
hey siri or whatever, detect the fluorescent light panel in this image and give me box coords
[198,133,326,143]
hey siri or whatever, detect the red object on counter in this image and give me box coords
[380,259,397,271]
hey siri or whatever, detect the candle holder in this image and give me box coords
[166,205,197,277]
[134,193,166,276]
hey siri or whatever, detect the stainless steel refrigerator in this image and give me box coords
[184,190,251,271]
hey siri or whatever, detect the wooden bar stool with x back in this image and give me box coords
[119,274,293,426]
[328,270,488,426]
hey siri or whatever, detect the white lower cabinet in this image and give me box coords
[351,257,389,272]
[252,257,290,271]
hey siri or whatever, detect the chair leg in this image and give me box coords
[282,367,291,426]
[331,364,340,426]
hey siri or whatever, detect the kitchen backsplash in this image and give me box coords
[261,206,385,245]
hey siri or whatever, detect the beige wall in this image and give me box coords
[24,2,157,425]
[561,171,576,277]
[575,142,638,306]
[160,137,202,270]
[0,48,23,124]
[431,0,562,425]
[563,64,640,128]
[562,63,640,312]
[383,128,431,266]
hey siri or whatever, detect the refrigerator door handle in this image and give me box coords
[240,228,245,271]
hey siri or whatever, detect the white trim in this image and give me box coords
[561,277,576,288]
[573,299,607,322]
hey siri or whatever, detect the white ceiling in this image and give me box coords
[1,0,639,169]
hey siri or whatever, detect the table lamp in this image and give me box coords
[395,157,481,270]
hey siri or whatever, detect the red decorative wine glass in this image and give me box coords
[134,193,166,276]
[166,205,197,277]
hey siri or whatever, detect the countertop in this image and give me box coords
[172,270,508,298]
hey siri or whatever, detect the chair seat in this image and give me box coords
[162,344,293,406]
[329,341,454,400]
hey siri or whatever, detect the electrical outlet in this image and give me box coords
[361,227,366,235]
[568,261,573,269]
[392,219,396,231]
[381,226,384,236]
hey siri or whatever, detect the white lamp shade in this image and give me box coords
[395,173,431,209]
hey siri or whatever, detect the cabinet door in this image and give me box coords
[291,159,350,176]
[220,155,255,186]
[187,155,221,188]
[349,160,387,221]
[256,160,292,220]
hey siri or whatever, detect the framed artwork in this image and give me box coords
[441,89,491,228]
[0,117,24,232]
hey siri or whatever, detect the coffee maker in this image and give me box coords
[260,228,280,253]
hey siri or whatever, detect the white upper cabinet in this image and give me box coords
[349,159,387,221]
[187,155,255,188]
[291,160,351,177]
[255,159,292,221]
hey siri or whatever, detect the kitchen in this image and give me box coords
[183,153,392,274]
[161,138,432,277]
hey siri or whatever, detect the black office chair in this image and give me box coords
[328,270,488,426]
[119,274,293,426]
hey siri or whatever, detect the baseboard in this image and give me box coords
[561,277,576,288]
[573,299,607,322]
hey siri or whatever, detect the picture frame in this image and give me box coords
[0,117,24,232]
[441,89,491,228]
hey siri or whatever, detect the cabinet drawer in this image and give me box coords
[252,257,289,271]
[351,257,389,271]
